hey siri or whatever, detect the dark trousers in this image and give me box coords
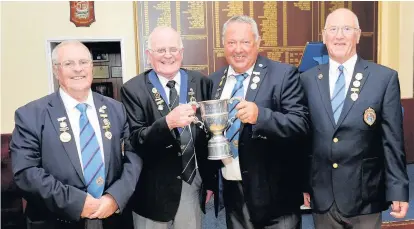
[223,179,301,229]
[313,203,382,229]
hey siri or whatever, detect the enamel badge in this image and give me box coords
[363,107,376,126]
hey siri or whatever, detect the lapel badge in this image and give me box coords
[100,114,108,118]
[152,88,158,93]
[355,73,363,81]
[105,131,112,140]
[363,107,376,126]
[103,118,110,126]
[158,105,164,111]
[252,71,260,76]
[353,80,361,87]
[57,117,66,122]
[258,64,263,67]
[250,83,257,90]
[99,105,107,113]
[318,74,323,80]
[57,117,71,142]
[60,132,71,143]
[252,76,260,83]
[351,93,358,101]
[219,75,226,87]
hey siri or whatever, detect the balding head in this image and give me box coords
[147,26,183,50]
[146,26,184,79]
[325,8,360,30]
[323,8,361,64]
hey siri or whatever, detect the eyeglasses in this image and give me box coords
[54,59,92,69]
[324,26,360,36]
[149,47,181,56]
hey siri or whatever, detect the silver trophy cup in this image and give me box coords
[194,98,241,160]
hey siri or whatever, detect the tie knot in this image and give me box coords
[235,73,247,82]
[76,103,88,114]
[338,65,344,72]
[166,80,176,89]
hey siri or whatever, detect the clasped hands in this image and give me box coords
[81,194,119,219]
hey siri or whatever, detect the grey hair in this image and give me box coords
[222,15,260,45]
[324,8,360,29]
[147,26,184,50]
[51,40,92,64]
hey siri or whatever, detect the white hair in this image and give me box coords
[51,40,92,64]
[147,26,183,50]
[222,15,260,45]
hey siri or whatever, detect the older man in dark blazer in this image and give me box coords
[121,26,217,229]
[209,15,310,229]
[10,40,142,229]
[301,8,409,229]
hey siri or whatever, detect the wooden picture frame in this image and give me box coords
[93,65,110,79]
[91,82,114,98]
[111,66,123,78]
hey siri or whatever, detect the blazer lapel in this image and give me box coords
[212,68,228,100]
[335,57,370,128]
[93,93,111,177]
[47,92,85,184]
[146,72,170,117]
[316,64,335,128]
[187,73,198,141]
[245,55,268,102]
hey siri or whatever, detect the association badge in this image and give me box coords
[70,1,95,27]
[363,107,376,126]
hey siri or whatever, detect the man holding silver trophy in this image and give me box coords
[120,26,218,229]
[208,15,310,229]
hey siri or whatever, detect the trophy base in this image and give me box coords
[207,135,233,160]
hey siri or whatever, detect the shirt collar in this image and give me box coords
[157,71,181,88]
[227,64,255,78]
[329,54,358,72]
[59,88,95,111]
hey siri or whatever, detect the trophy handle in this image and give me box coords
[193,116,208,133]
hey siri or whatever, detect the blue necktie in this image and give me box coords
[226,73,248,158]
[76,103,105,198]
[331,65,345,124]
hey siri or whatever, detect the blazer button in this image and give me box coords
[177,176,181,180]
[332,163,338,169]
[333,138,339,143]
[178,152,182,156]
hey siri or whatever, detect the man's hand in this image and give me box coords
[303,193,311,207]
[166,104,195,129]
[81,194,100,218]
[89,194,119,219]
[206,190,214,203]
[235,101,258,124]
[390,201,409,218]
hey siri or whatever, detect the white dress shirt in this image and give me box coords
[220,64,255,181]
[59,88,105,173]
[157,72,181,107]
[329,54,358,98]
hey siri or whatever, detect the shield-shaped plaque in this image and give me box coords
[70,1,95,27]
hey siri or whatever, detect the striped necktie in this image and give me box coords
[76,103,105,198]
[226,73,248,158]
[166,81,196,184]
[331,65,345,124]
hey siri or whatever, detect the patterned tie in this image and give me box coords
[76,103,105,198]
[166,81,196,184]
[226,73,248,158]
[331,65,345,124]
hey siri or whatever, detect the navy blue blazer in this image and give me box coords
[210,55,310,224]
[300,57,409,217]
[10,92,142,229]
